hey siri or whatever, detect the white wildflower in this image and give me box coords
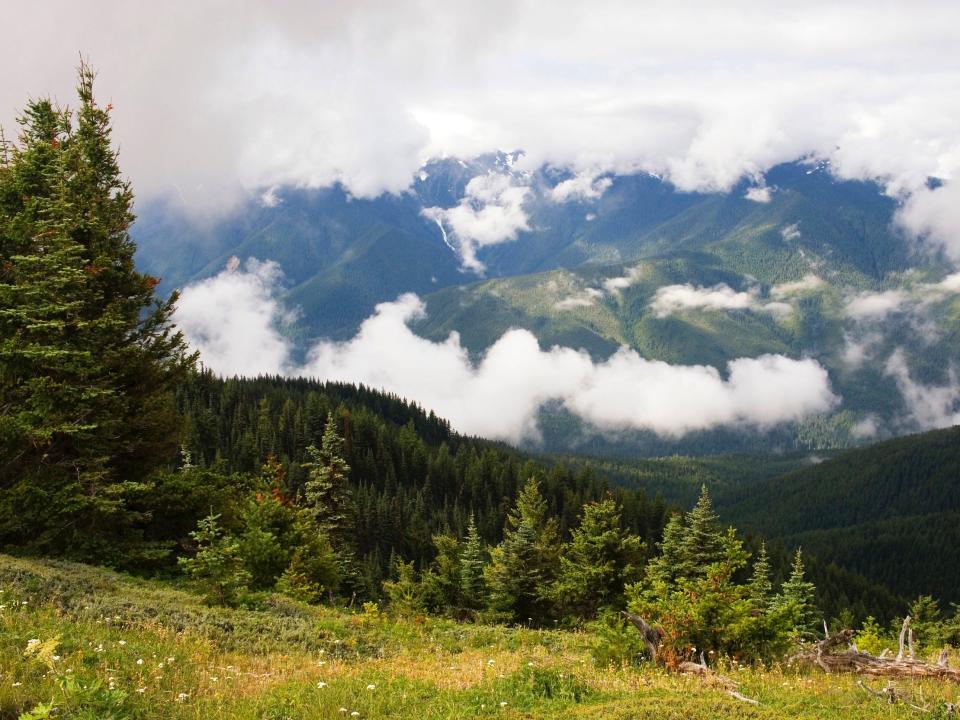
[366,683,376,690]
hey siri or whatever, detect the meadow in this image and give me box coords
[2,555,957,720]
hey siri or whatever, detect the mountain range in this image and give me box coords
[133,154,960,455]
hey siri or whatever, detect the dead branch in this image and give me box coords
[620,611,661,662]
[794,627,960,684]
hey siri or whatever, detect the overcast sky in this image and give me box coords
[8,1,960,441]
[4,1,960,230]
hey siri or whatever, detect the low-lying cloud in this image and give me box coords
[176,262,839,442]
[886,349,960,430]
[422,172,530,272]
[174,258,293,377]
[651,282,799,318]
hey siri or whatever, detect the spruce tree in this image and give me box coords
[748,541,773,609]
[485,478,561,624]
[178,513,250,607]
[554,497,644,619]
[303,414,352,543]
[0,64,194,559]
[774,548,818,636]
[680,485,724,576]
[460,514,488,610]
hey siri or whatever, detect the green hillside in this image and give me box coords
[716,426,960,603]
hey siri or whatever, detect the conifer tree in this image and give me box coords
[304,414,353,543]
[485,478,561,624]
[774,548,818,635]
[748,541,773,608]
[554,497,644,619]
[680,485,724,576]
[0,64,194,559]
[178,513,250,607]
[460,515,488,610]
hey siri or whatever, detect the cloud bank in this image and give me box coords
[174,258,293,377]
[176,262,838,442]
[4,0,960,257]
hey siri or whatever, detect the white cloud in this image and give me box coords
[549,172,613,203]
[564,350,837,437]
[651,283,757,317]
[896,181,960,261]
[555,287,604,310]
[841,331,881,369]
[781,223,802,241]
[845,290,909,320]
[422,172,530,272]
[3,1,960,235]
[174,267,838,442]
[173,258,292,377]
[770,274,825,299]
[851,416,879,439]
[744,186,772,203]
[602,266,645,294]
[885,349,960,430]
[921,271,960,296]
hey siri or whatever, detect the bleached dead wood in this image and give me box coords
[794,619,960,684]
[620,611,661,662]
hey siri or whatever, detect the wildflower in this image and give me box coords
[95,644,104,652]
[26,639,40,649]
[339,708,348,714]
[500,701,508,707]
[487,659,495,665]
[351,713,360,718]
[317,681,328,688]
[118,640,126,646]
[12,682,22,687]
[136,658,144,665]
[51,655,61,662]
[210,676,219,682]
[366,683,376,690]
[136,688,146,694]
[527,661,534,667]
[0,604,6,610]
[176,692,189,702]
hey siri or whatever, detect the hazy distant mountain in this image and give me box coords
[134,155,959,452]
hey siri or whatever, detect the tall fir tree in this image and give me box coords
[0,64,194,560]
[748,541,773,609]
[303,414,353,543]
[553,497,644,619]
[680,485,724,576]
[460,514,488,611]
[485,477,561,624]
[774,548,819,636]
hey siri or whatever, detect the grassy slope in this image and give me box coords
[2,556,957,720]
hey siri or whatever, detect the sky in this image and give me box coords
[4,1,960,230]
[6,1,960,441]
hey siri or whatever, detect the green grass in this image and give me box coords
[1,555,958,719]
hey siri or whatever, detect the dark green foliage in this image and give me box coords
[720,426,960,603]
[486,479,562,624]
[460,516,488,611]
[628,489,815,665]
[553,497,645,619]
[0,66,193,561]
[177,513,250,606]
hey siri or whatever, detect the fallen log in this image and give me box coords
[794,618,960,684]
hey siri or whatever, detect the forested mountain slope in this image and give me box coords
[716,426,960,603]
